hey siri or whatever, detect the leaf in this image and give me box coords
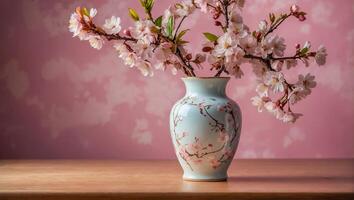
[128,8,139,21]
[139,0,154,13]
[146,0,154,12]
[203,32,218,42]
[139,0,145,7]
[300,47,309,55]
[178,40,189,45]
[82,7,89,17]
[167,16,174,38]
[176,29,189,42]
[154,16,162,27]
[269,13,275,24]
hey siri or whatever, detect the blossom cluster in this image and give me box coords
[68,0,327,123]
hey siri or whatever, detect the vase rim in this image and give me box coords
[182,77,230,80]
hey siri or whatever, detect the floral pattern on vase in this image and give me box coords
[170,77,241,181]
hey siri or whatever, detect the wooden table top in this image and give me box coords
[0,159,353,200]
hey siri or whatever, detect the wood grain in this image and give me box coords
[0,159,353,200]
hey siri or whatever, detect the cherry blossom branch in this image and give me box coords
[173,16,187,41]
[264,14,291,38]
[214,0,231,77]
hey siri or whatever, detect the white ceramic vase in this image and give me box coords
[170,77,242,181]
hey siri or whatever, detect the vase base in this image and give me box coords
[183,176,227,182]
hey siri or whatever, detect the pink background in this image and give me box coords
[0,0,353,159]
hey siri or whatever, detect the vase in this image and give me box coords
[169,77,242,181]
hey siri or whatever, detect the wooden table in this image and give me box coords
[0,159,353,200]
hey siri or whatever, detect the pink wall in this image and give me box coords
[0,0,353,159]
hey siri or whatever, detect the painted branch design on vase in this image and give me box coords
[172,96,240,171]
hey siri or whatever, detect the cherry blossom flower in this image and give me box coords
[258,20,268,34]
[296,73,316,96]
[239,34,257,54]
[315,45,327,66]
[175,0,196,17]
[261,35,286,57]
[103,16,122,34]
[133,20,158,45]
[228,10,244,33]
[88,36,104,50]
[136,61,154,77]
[68,13,83,37]
[195,0,212,13]
[256,83,269,97]
[264,72,286,93]
[213,31,239,62]
[282,112,302,123]
[303,41,311,49]
[288,87,305,104]
[251,95,266,112]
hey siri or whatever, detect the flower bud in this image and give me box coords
[215,21,222,26]
[213,12,220,19]
[186,54,192,60]
[295,43,300,49]
[123,29,131,37]
[298,14,306,21]
[202,46,213,52]
[290,5,300,13]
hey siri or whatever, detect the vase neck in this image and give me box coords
[182,77,230,97]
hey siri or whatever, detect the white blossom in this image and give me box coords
[136,61,154,77]
[258,20,268,34]
[88,36,104,50]
[175,0,196,17]
[251,96,266,112]
[68,13,82,37]
[195,0,211,13]
[103,16,121,34]
[239,34,257,54]
[261,35,286,57]
[264,72,286,93]
[288,87,306,104]
[228,10,244,33]
[213,31,244,64]
[303,41,311,49]
[133,20,158,45]
[256,83,269,97]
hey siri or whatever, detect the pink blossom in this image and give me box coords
[282,112,302,123]
[251,95,266,112]
[88,36,104,50]
[103,16,121,34]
